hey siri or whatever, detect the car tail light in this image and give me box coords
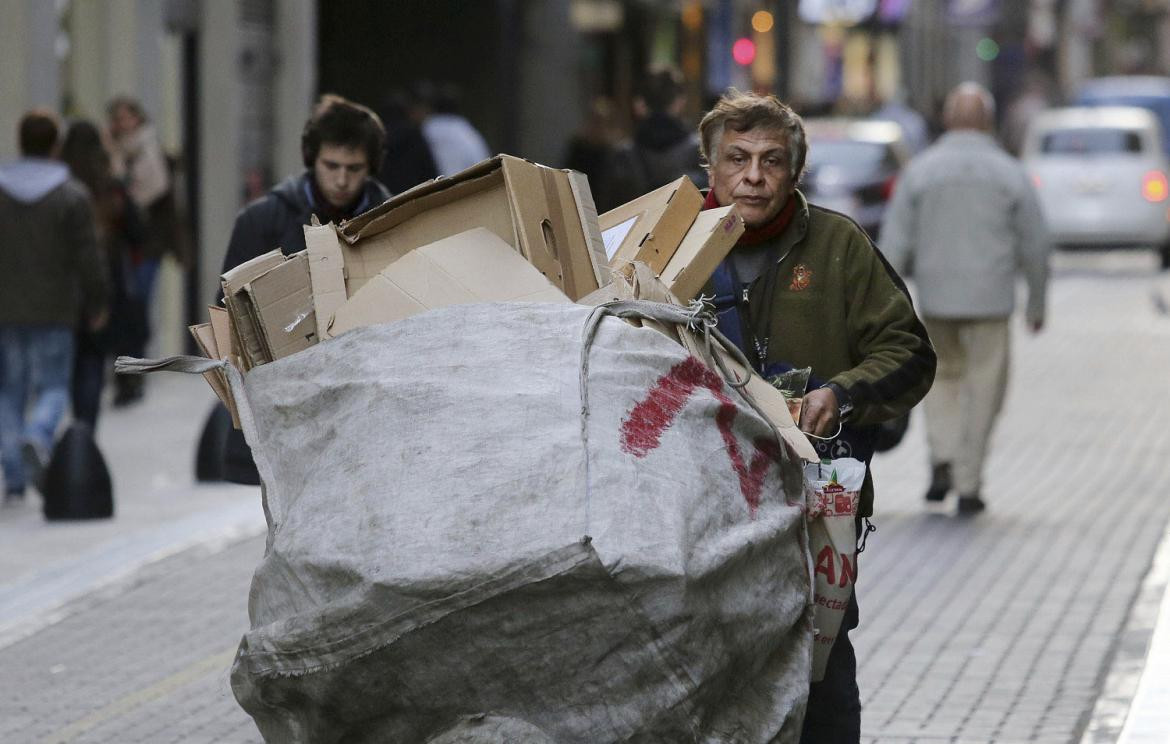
[1031,173,1042,190]
[881,175,896,201]
[1142,170,1168,202]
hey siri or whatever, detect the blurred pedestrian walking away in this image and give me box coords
[601,65,706,211]
[219,94,389,484]
[106,96,181,405]
[698,90,936,742]
[376,89,438,195]
[60,120,144,430]
[410,81,490,177]
[0,110,109,503]
[879,82,1051,516]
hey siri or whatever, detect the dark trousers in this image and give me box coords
[72,349,105,430]
[800,518,864,744]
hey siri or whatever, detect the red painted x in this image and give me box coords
[620,357,783,515]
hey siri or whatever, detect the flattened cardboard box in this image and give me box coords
[327,227,569,338]
[600,176,702,274]
[243,251,317,361]
[220,250,285,369]
[337,155,602,301]
[660,205,744,302]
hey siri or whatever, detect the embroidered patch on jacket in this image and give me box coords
[789,264,813,291]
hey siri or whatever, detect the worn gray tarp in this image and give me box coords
[134,301,815,742]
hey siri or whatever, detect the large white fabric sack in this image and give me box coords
[132,301,814,742]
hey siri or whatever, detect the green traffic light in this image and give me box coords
[976,37,1000,62]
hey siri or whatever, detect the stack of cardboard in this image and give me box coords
[188,159,747,425]
[599,175,744,302]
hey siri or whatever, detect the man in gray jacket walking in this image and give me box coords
[0,110,108,503]
[879,82,1050,515]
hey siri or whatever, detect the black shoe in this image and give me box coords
[113,375,144,407]
[21,441,46,494]
[957,493,986,515]
[925,462,952,502]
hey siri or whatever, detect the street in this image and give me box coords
[0,248,1168,743]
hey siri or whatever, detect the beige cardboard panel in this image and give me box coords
[501,158,566,289]
[188,323,237,424]
[304,223,348,328]
[208,306,232,360]
[341,182,515,296]
[340,157,503,240]
[327,276,430,338]
[566,169,610,288]
[661,206,744,302]
[221,249,284,296]
[601,176,702,274]
[327,228,569,338]
[245,252,317,361]
[550,168,600,299]
[222,249,286,370]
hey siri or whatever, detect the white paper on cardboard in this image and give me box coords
[603,216,639,260]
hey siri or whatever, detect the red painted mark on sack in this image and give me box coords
[619,356,782,515]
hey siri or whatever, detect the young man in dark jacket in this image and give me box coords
[219,94,390,484]
[699,90,936,742]
[0,110,109,502]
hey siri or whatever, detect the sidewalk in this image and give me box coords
[0,249,1167,743]
[0,372,266,649]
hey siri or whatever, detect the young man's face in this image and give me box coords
[313,143,370,208]
[708,127,795,229]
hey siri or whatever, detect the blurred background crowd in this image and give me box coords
[2,0,1168,368]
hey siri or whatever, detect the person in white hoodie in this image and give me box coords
[879,82,1051,515]
[0,110,109,503]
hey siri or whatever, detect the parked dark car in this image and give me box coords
[801,118,909,241]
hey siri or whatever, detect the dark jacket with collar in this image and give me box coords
[704,190,936,516]
[220,172,391,274]
[0,159,109,327]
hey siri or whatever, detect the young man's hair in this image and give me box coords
[301,94,386,169]
[698,89,808,182]
[19,109,61,157]
[639,65,685,113]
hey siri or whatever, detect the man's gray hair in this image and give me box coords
[698,89,807,182]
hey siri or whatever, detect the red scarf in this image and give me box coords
[702,189,797,246]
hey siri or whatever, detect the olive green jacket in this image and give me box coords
[705,191,936,516]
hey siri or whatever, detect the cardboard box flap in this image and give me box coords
[565,169,610,288]
[327,227,570,338]
[244,251,317,361]
[304,222,348,327]
[221,249,285,295]
[340,156,505,242]
[600,176,702,274]
[661,205,745,302]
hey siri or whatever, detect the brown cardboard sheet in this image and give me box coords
[600,176,702,274]
[326,228,569,338]
[335,155,600,301]
[244,251,317,361]
[660,205,745,302]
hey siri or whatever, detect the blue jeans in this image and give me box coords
[0,325,74,492]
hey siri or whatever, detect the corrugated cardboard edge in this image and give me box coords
[565,169,610,288]
[662,205,745,302]
[339,156,504,242]
[188,322,241,428]
[304,223,348,333]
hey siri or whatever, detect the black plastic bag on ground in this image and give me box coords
[42,422,113,520]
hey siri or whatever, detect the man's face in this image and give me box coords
[708,127,795,229]
[313,143,369,209]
